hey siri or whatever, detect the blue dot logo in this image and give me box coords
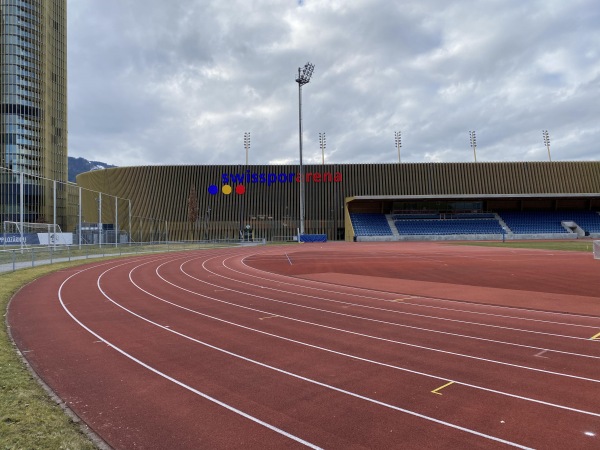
[208,185,218,195]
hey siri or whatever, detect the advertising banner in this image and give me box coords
[0,233,73,245]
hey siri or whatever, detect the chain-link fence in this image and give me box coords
[1,166,171,249]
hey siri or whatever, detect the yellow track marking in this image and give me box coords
[431,381,455,395]
[590,331,600,340]
[259,315,279,320]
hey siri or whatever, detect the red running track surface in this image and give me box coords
[7,242,600,449]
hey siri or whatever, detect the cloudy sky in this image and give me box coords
[67,0,600,167]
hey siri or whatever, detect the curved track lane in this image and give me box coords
[8,243,600,449]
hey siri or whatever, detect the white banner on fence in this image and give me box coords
[37,233,73,245]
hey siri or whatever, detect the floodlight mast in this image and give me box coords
[244,132,251,165]
[296,62,314,236]
[240,132,250,237]
[469,130,477,162]
[543,130,551,161]
[395,131,402,163]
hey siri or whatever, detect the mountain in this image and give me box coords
[68,156,116,183]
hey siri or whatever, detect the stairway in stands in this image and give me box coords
[386,214,400,238]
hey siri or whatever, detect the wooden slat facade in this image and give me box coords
[76,162,600,241]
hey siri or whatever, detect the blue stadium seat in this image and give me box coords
[350,213,393,236]
[394,219,503,235]
[498,211,600,234]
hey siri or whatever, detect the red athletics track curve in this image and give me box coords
[7,242,600,449]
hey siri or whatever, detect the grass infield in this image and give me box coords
[454,240,596,253]
[0,240,594,448]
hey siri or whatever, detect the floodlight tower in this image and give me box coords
[319,132,326,165]
[239,132,250,237]
[542,130,551,161]
[395,131,402,163]
[244,132,251,165]
[469,130,477,162]
[296,62,314,236]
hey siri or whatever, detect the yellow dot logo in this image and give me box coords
[222,185,232,195]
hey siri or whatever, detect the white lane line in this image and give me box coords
[285,253,293,265]
[169,257,600,383]
[123,259,600,419]
[169,248,600,352]
[178,257,600,362]
[85,263,532,449]
[239,251,600,323]
[57,260,321,450]
[214,257,600,337]
[212,269,600,359]
[232,257,600,330]
[377,299,600,329]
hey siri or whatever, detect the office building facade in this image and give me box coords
[0,0,68,226]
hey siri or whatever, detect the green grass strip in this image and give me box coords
[452,240,596,252]
[1,261,107,449]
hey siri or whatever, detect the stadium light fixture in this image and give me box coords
[395,131,402,163]
[319,132,326,165]
[244,132,251,165]
[542,130,551,161]
[469,130,477,162]
[296,62,315,236]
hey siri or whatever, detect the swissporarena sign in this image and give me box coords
[208,170,343,195]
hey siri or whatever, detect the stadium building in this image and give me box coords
[76,161,600,242]
[0,0,68,226]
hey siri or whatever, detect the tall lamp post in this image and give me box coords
[319,132,326,165]
[469,130,477,162]
[542,130,551,161]
[240,132,250,238]
[395,131,402,163]
[296,62,314,236]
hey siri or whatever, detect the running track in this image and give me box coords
[7,242,600,449]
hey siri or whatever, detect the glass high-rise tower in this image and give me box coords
[0,0,67,226]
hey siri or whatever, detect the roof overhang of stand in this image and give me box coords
[347,193,600,202]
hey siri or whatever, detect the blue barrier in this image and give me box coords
[299,234,327,243]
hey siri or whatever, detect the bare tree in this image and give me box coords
[187,185,199,240]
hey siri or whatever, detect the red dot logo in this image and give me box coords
[235,185,246,195]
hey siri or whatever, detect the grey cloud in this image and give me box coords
[68,0,600,166]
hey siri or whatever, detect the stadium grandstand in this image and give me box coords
[75,161,600,242]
